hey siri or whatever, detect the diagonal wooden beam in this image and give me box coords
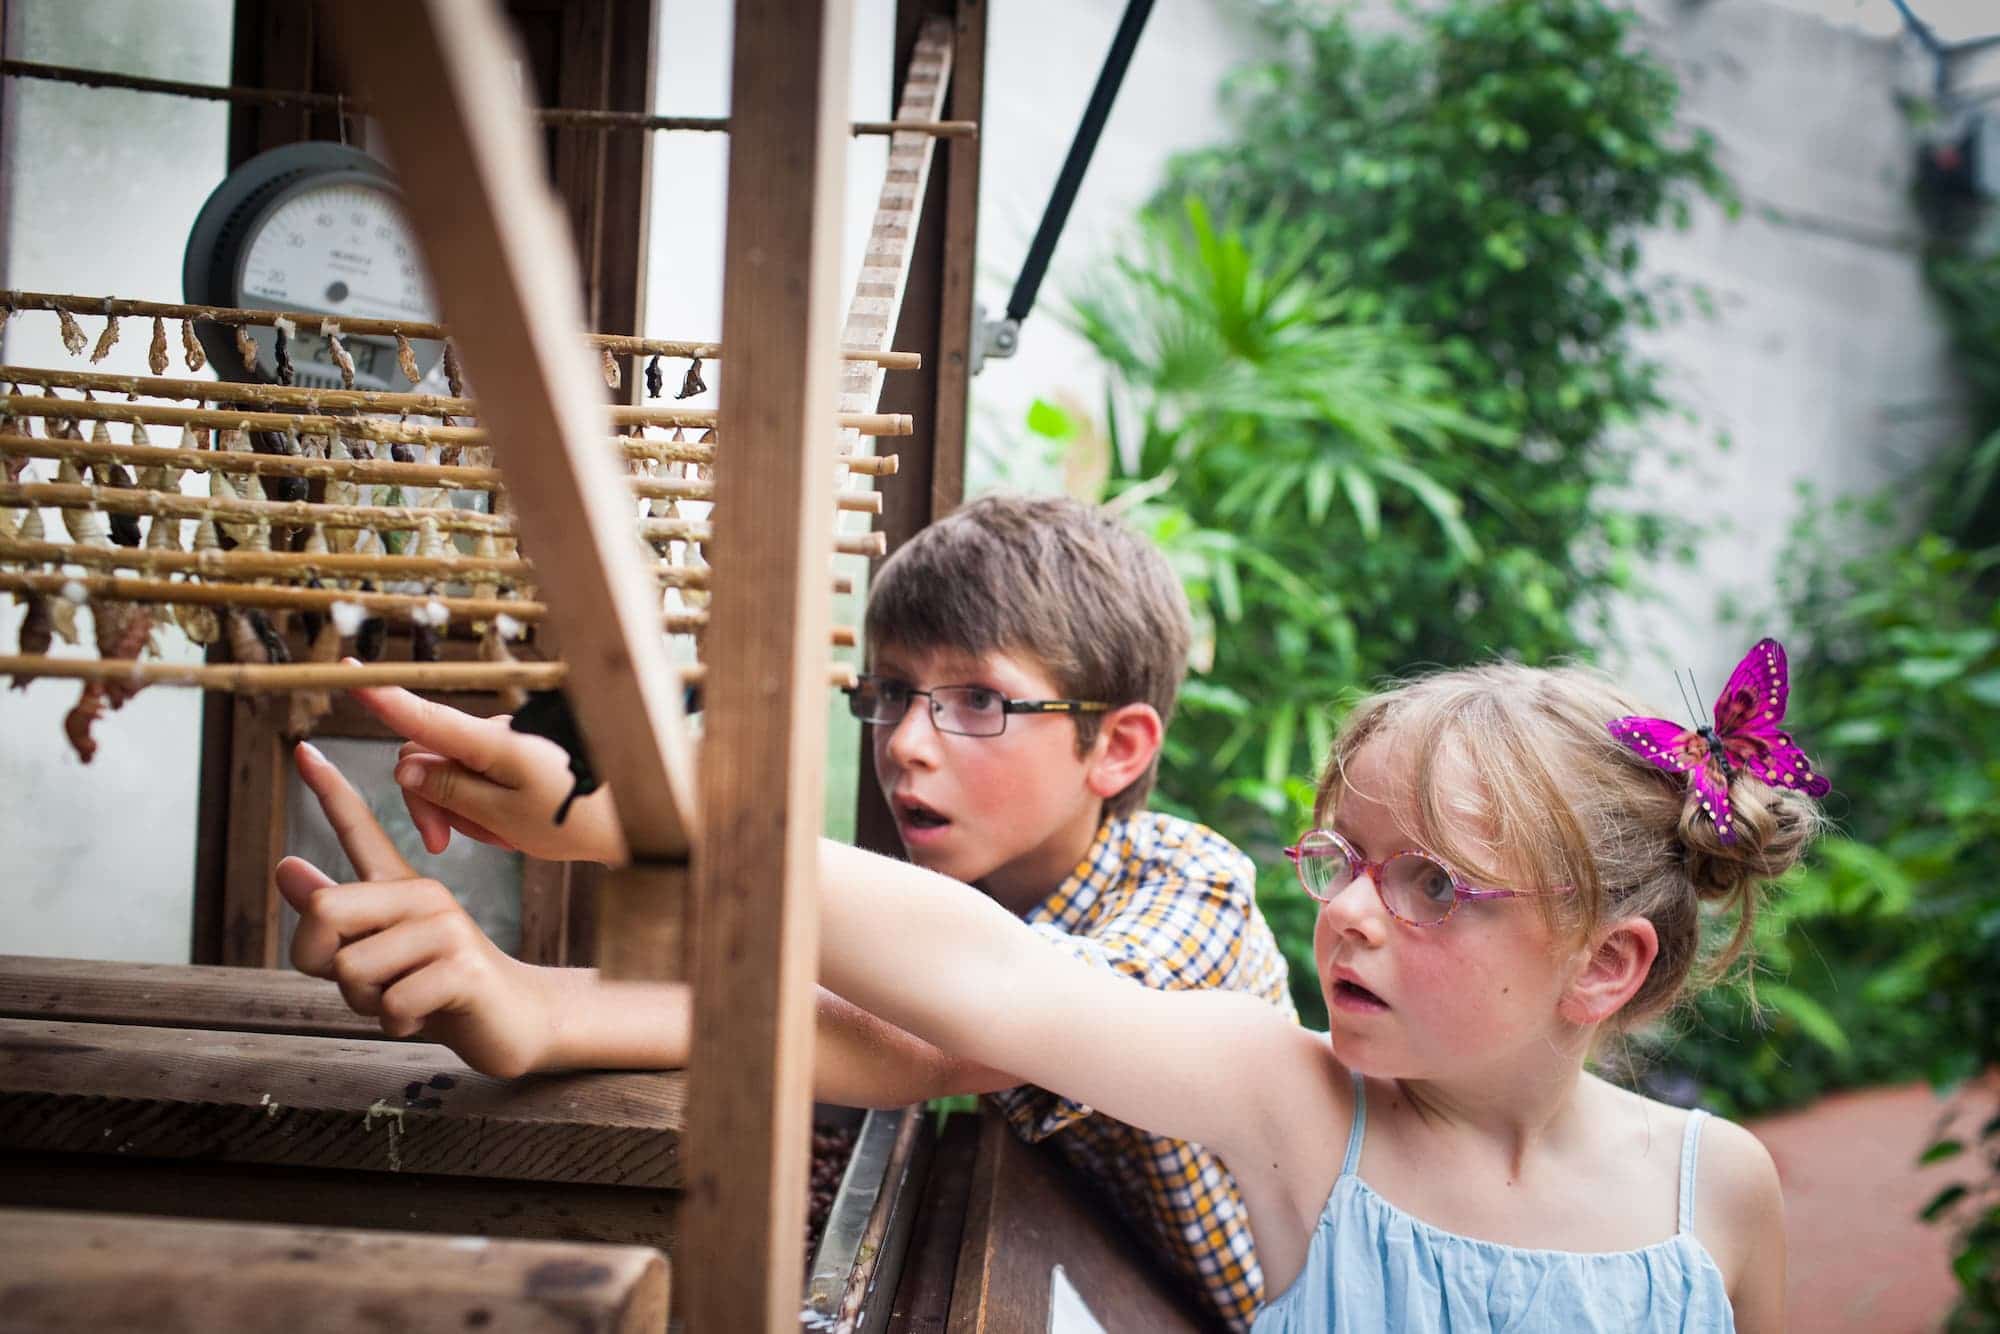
[319,3,697,905]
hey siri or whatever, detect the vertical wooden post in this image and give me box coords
[858,0,984,856]
[683,0,851,1325]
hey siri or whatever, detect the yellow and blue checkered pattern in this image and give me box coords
[989,812,1296,1332]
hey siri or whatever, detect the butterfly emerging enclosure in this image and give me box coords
[0,1,980,1330]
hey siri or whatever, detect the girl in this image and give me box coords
[815,652,1819,1330]
[282,646,1817,1328]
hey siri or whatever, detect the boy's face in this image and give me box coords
[868,642,1109,914]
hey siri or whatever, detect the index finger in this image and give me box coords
[345,666,508,776]
[293,740,418,882]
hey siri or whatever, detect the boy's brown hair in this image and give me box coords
[864,494,1192,816]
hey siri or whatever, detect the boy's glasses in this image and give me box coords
[1283,828,1565,927]
[845,673,1109,738]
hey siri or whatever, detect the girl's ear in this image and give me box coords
[1085,702,1163,800]
[1559,915,1660,1027]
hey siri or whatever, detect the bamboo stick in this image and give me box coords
[0,394,911,440]
[0,654,859,692]
[0,59,975,142]
[0,536,857,595]
[1,480,513,538]
[0,290,923,368]
[0,433,884,510]
[0,570,857,644]
[1,365,916,436]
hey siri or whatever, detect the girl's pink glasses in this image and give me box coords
[1282,829,1567,927]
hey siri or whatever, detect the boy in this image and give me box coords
[280,495,1294,1330]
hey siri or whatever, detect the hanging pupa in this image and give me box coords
[323,321,356,389]
[396,332,421,386]
[234,325,259,374]
[57,309,87,356]
[89,313,120,363]
[148,316,170,376]
[180,318,205,372]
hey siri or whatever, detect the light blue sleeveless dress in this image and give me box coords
[1251,1072,1737,1332]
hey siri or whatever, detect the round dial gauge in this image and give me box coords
[185,143,445,392]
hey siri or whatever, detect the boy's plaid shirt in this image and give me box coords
[987,811,1296,1332]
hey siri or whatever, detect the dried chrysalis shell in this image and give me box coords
[131,420,151,447]
[323,322,356,389]
[234,325,259,374]
[90,313,120,363]
[645,355,663,399]
[90,417,112,445]
[143,505,181,551]
[148,316,170,376]
[677,356,707,400]
[396,332,421,386]
[443,340,465,399]
[16,505,46,543]
[415,516,449,562]
[57,309,87,356]
[11,594,52,688]
[56,459,112,547]
[325,439,360,553]
[181,318,206,372]
[601,346,620,389]
[47,593,80,645]
[273,321,295,386]
[64,681,109,763]
[178,602,221,646]
[96,602,155,709]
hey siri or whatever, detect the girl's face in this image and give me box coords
[1311,742,1581,1081]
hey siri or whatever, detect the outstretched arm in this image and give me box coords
[280,740,1017,1105]
[816,839,1308,1161]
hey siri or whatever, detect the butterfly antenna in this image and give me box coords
[1672,668,1702,727]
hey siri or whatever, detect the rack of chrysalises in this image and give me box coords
[0,2,961,1332]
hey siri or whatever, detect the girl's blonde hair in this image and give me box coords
[1315,661,1822,1025]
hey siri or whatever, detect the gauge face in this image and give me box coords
[187,145,449,391]
[239,180,437,323]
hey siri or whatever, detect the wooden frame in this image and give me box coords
[196,0,660,971]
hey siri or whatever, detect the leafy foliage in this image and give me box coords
[1014,0,1727,1021]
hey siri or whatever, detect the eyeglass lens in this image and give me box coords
[1296,831,1459,923]
[849,679,1009,737]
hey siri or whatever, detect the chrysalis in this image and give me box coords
[645,355,663,399]
[234,325,259,374]
[323,321,356,389]
[181,318,206,372]
[601,346,621,389]
[677,356,707,400]
[443,340,465,398]
[147,316,170,376]
[58,309,87,356]
[396,332,421,386]
[89,313,120,363]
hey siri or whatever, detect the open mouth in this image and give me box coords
[895,797,950,831]
[1333,979,1388,1009]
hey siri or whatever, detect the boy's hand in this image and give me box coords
[346,672,630,865]
[276,740,558,1078]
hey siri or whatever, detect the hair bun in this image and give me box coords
[1677,775,1820,904]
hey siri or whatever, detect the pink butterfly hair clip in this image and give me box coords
[1608,638,1831,844]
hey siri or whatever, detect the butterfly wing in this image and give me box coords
[1690,753,1738,844]
[1711,639,1832,797]
[1608,716,1706,774]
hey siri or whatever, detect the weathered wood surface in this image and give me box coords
[0,1206,669,1334]
[0,954,382,1039]
[682,0,854,1326]
[0,1151,681,1253]
[947,1111,1208,1334]
[0,1018,686,1186]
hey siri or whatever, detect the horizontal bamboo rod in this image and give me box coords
[2,364,805,431]
[0,60,975,142]
[0,537,858,596]
[0,571,858,644]
[1,393,912,440]
[0,433,884,512]
[0,291,922,369]
[6,480,884,554]
[0,655,860,692]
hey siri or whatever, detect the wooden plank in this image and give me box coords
[0,1206,669,1334]
[321,2,699,902]
[517,858,574,966]
[0,1152,682,1253]
[682,0,853,1328]
[928,0,981,518]
[0,955,383,1039]
[596,0,659,399]
[946,1111,1206,1334]
[0,1018,686,1187]
[885,1112,980,1334]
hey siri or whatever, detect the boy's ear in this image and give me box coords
[1558,915,1659,1028]
[1084,702,1163,801]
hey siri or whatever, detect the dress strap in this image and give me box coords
[1341,1069,1368,1178]
[1677,1108,1709,1235]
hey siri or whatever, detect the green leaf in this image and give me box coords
[1758,982,1851,1056]
[1921,1183,1969,1223]
[1919,1138,1966,1165]
[1337,464,1381,539]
